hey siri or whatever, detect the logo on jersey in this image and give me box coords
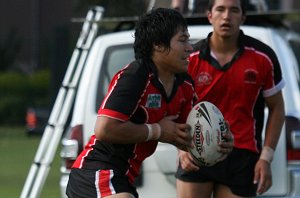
[195,72,212,86]
[146,94,161,108]
[244,69,258,84]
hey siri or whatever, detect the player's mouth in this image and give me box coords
[220,23,231,30]
[183,56,189,65]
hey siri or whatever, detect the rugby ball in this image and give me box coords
[186,101,228,166]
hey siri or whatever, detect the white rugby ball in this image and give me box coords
[186,101,228,166]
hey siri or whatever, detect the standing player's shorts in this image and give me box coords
[66,168,138,198]
[175,148,259,197]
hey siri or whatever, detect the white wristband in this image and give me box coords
[145,124,153,141]
[260,146,274,163]
[153,123,161,140]
[145,123,161,141]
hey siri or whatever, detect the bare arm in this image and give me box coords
[94,115,192,150]
[263,91,285,150]
[254,91,285,195]
[94,116,147,144]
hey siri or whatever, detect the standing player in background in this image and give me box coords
[175,0,285,197]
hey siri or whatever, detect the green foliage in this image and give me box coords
[0,70,51,124]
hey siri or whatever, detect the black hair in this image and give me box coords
[133,7,187,60]
[208,0,247,15]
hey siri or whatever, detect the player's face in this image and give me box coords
[208,0,245,39]
[162,27,193,73]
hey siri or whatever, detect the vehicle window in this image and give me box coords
[95,44,134,111]
[288,40,300,88]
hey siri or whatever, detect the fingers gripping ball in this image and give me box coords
[186,101,228,166]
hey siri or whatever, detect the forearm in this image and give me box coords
[264,102,285,150]
[260,91,285,163]
[94,116,150,144]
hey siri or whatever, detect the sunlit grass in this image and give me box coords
[0,126,61,197]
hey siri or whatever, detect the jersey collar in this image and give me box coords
[198,30,245,71]
[143,59,185,103]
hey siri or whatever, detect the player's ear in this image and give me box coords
[154,44,164,52]
[207,10,212,24]
[241,15,246,24]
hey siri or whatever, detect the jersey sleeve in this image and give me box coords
[98,62,148,121]
[261,46,285,97]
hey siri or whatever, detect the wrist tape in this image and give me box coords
[145,123,161,141]
[260,146,274,163]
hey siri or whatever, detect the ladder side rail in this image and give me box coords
[28,87,78,198]
[61,8,96,86]
[28,160,51,198]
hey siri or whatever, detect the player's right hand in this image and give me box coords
[158,115,193,151]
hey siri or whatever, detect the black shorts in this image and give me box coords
[175,148,259,197]
[66,168,138,198]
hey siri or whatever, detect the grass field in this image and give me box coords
[0,126,61,197]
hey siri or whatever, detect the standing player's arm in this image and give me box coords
[263,91,285,155]
[262,45,285,155]
[254,91,285,195]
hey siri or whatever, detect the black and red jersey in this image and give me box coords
[188,31,285,153]
[72,59,195,183]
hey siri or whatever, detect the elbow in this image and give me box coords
[94,117,111,141]
[94,124,107,141]
[94,116,123,142]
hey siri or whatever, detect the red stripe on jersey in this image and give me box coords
[126,140,158,184]
[100,69,124,110]
[129,75,152,119]
[95,169,115,197]
[98,109,128,122]
[126,144,138,184]
[72,135,97,168]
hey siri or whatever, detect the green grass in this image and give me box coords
[0,126,61,197]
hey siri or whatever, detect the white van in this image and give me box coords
[59,19,300,197]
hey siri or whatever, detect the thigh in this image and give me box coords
[176,179,213,198]
[214,184,245,198]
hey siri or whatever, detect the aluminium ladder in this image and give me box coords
[20,6,104,198]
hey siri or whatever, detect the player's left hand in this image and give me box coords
[178,150,199,171]
[218,121,234,154]
[254,159,272,195]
